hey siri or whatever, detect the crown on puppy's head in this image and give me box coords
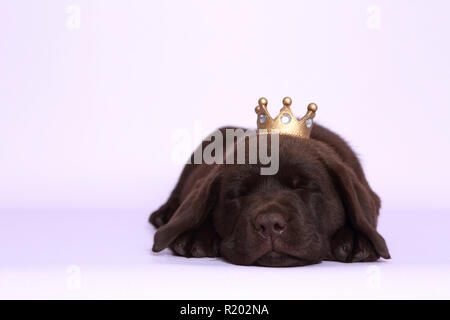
[255,97,318,139]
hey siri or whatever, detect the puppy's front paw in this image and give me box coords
[331,226,380,262]
[170,221,220,258]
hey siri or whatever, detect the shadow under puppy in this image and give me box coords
[150,123,390,267]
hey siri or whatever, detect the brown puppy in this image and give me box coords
[150,124,390,267]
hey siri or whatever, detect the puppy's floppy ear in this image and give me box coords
[152,166,222,252]
[316,144,390,259]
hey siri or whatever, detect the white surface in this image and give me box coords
[1,209,449,299]
[4,260,450,300]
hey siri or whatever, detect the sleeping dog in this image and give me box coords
[150,124,390,267]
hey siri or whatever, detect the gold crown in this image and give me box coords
[255,97,318,139]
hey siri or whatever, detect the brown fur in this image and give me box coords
[150,124,390,267]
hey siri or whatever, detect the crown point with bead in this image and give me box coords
[283,96,292,107]
[307,103,318,112]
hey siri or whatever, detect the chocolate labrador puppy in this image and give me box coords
[150,124,390,267]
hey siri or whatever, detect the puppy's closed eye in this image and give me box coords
[291,176,321,193]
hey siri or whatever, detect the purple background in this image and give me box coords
[1,1,450,298]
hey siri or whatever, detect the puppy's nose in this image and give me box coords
[254,213,287,238]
